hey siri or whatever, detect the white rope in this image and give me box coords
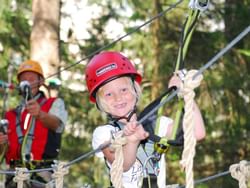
[229,160,250,188]
[110,131,127,188]
[52,162,69,188]
[178,69,203,188]
[166,184,180,188]
[13,167,30,188]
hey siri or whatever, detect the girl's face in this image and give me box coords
[97,77,137,117]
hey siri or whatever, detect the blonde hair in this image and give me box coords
[96,76,141,113]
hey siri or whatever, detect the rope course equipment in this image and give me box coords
[139,2,209,187]
[178,70,203,188]
[110,132,127,188]
[138,24,250,134]
[0,24,249,187]
[171,0,209,142]
[0,2,184,186]
[144,0,210,161]
[52,162,69,188]
[69,23,249,188]
[13,168,29,188]
[0,0,249,186]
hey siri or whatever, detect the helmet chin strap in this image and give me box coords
[108,106,136,123]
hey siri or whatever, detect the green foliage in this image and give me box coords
[1,0,250,187]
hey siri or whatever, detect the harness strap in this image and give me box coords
[137,141,156,175]
[15,105,23,144]
[15,94,48,163]
[22,98,47,163]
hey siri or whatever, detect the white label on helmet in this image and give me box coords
[96,63,117,76]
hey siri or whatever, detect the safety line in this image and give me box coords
[178,160,250,187]
[64,142,110,167]
[178,170,230,188]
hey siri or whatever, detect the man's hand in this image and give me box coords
[0,132,8,145]
[26,99,41,118]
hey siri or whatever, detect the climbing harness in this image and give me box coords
[15,92,48,165]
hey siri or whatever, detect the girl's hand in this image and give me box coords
[123,115,149,142]
[168,74,182,88]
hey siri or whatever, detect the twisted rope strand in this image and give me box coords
[178,70,203,188]
[110,131,127,188]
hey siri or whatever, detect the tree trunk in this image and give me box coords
[30,0,60,79]
[150,0,162,100]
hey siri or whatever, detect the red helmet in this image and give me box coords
[85,51,142,103]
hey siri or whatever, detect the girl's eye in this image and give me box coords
[105,92,112,97]
[121,88,128,92]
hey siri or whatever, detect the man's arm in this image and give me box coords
[26,98,67,132]
[0,132,8,155]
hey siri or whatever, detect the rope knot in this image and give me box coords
[52,162,69,178]
[177,69,203,99]
[111,131,127,150]
[13,167,30,188]
[230,160,250,188]
[52,162,69,188]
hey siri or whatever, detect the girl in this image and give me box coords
[85,51,205,188]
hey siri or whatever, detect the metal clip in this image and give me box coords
[189,0,209,11]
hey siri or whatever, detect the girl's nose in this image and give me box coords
[114,92,122,102]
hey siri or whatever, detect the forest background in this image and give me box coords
[0,0,249,187]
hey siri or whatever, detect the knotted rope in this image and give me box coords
[229,160,250,188]
[178,69,203,188]
[110,131,127,188]
[52,162,69,188]
[13,167,30,188]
